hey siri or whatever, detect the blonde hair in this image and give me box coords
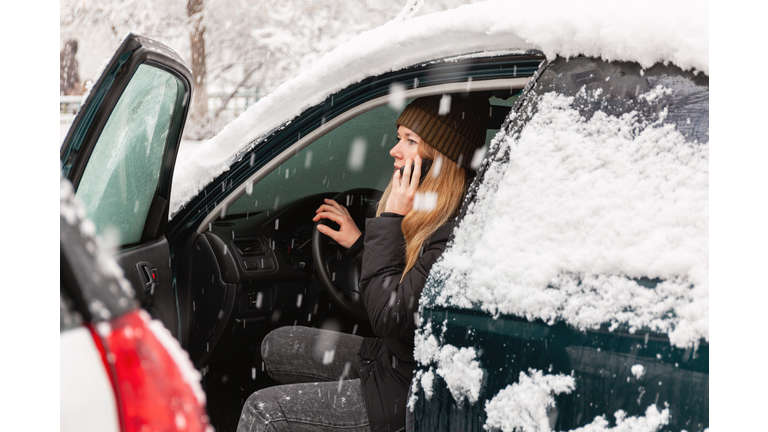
[376,141,469,279]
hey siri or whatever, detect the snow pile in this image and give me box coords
[567,405,670,432]
[430,89,708,348]
[170,0,707,215]
[484,369,575,432]
[435,345,484,404]
[408,368,436,411]
[483,369,670,432]
[414,326,441,365]
[412,324,484,405]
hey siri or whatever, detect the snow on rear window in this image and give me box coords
[428,88,708,348]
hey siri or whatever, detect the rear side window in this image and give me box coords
[427,57,709,346]
[76,64,182,246]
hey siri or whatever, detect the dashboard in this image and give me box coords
[178,192,358,367]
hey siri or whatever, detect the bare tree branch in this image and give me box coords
[213,65,262,117]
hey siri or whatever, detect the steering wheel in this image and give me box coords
[312,188,382,321]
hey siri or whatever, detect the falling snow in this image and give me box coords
[388,82,406,110]
[323,349,336,365]
[413,191,438,212]
[470,146,487,170]
[347,138,367,172]
[438,94,451,115]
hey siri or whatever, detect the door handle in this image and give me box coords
[135,261,158,295]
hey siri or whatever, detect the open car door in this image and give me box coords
[60,33,193,338]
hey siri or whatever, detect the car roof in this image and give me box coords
[170,0,708,215]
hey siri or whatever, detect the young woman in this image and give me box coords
[237,93,491,432]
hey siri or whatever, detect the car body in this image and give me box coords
[60,3,708,431]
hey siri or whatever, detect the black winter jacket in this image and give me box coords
[350,213,454,432]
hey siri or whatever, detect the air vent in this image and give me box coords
[233,238,266,257]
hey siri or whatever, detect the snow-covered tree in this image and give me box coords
[60,0,483,138]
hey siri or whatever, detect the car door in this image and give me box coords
[60,33,193,338]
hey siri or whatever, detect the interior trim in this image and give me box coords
[196,77,530,233]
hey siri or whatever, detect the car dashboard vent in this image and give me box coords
[232,238,266,257]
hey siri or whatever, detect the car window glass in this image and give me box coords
[76,64,181,245]
[485,94,519,152]
[228,95,518,216]
[228,103,402,215]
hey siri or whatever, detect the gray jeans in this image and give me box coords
[237,326,372,432]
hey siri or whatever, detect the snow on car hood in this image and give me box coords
[169,0,708,215]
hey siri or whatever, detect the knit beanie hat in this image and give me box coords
[396,93,491,167]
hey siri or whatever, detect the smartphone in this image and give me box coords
[399,158,433,186]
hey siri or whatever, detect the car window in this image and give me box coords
[227,95,517,216]
[228,103,402,215]
[426,59,709,336]
[76,64,182,245]
[484,94,518,151]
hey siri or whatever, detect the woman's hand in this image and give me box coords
[312,199,362,249]
[385,156,422,216]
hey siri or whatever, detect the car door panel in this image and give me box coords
[61,33,193,338]
[114,237,177,337]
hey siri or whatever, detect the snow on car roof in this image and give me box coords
[169,0,708,215]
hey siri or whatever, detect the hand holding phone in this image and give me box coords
[386,157,432,215]
[399,158,433,187]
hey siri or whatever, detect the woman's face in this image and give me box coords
[391,125,423,170]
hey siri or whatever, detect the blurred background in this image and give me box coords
[60,0,482,142]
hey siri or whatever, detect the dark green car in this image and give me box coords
[61,27,707,431]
